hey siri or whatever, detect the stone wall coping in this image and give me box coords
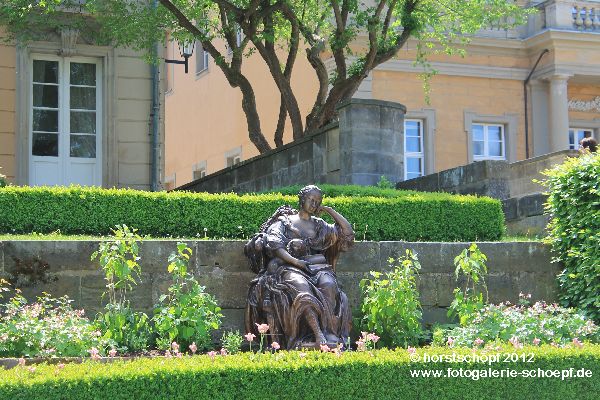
[508,149,579,168]
[176,121,339,192]
[337,98,407,112]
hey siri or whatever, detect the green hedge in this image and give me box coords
[1,346,598,399]
[541,154,600,321]
[0,186,504,241]
[264,183,420,198]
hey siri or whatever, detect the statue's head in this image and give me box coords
[298,185,323,211]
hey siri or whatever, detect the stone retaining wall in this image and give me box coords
[0,240,558,331]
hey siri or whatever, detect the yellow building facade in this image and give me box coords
[164,1,600,189]
[0,26,166,189]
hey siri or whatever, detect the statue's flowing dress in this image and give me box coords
[245,214,353,349]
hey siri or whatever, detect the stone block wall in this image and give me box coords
[396,150,579,235]
[178,99,406,193]
[0,240,559,331]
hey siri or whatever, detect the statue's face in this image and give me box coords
[301,190,322,215]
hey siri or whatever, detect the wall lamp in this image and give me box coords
[165,41,194,73]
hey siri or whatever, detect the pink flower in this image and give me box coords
[271,341,280,351]
[367,333,380,343]
[356,339,366,352]
[551,342,559,348]
[572,338,584,348]
[189,342,198,354]
[27,366,36,373]
[473,338,484,347]
[256,323,269,334]
[171,342,179,352]
[57,363,65,370]
[446,337,455,347]
[509,336,522,349]
[165,350,172,358]
[320,344,331,352]
[244,333,256,342]
[207,351,217,360]
[109,348,117,357]
[407,347,416,355]
[88,347,101,360]
[220,348,228,356]
[18,358,26,367]
[532,338,541,346]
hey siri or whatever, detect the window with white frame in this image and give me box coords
[472,123,505,160]
[226,155,241,167]
[192,161,207,180]
[569,128,594,150]
[227,28,243,55]
[195,41,209,74]
[404,119,424,180]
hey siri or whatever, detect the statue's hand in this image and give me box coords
[293,258,310,272]
[317,205,332,216]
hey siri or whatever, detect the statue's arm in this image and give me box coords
[273,248,310,272]
[319,206,354,238]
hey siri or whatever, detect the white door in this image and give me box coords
[29,57,102,186]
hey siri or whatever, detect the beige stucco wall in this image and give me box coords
[0,26,164,189]
[164,41,318,186]
[0,32,15,183]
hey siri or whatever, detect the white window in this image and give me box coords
[226,155,241,167]
[569,128,593,150]
[227,29,243,55]
[404,119,424,180]
[192,161,207,180]
[472,123,505,160]
[29,57,102,186]
[195,41,209,74]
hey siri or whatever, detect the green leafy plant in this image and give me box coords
[0,284,103,358]
[0,185,504,241]
[540,154,600,322]
[448,243,489,325]
[153,243,222,351]
[376,175,394,189]
[91,225,151,353]
[443,297,599,347]
[359,250,423,348]
[220,330,243,354]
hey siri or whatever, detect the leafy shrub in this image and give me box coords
[540,154,600,321]
[92,225,151,353]
[0,185,504,241]
[152,243,222,351]
[0,167,6,188]
[1,347,599,399]
[0,284,103,357]
[264,183,417,198]
[376,176,394,189]
[448,243,489,325]
[444,299,600,347]
[220,330,243,354]
[359,250,423,348]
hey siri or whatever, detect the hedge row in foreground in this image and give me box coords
[1,346,598,399]
[0,186,504,241]
[263,183,419,198]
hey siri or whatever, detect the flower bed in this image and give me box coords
[1,346,598,399]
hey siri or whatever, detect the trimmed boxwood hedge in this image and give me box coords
[0,186,504,241]
[263,183,420,198]
[1,346,598,399]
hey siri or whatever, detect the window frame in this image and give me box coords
[195,41,209,76]
[568,128,594,150]
[404,118,425,180]
[472,123,506,161]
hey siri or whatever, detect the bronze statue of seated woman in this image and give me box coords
[244,185,354,349]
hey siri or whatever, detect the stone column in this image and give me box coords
[548,74,571,152]
[336,99,406,185]
[530,79,550,157]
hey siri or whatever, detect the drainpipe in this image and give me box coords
[150,0,160,191]
[524,49,549,159]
